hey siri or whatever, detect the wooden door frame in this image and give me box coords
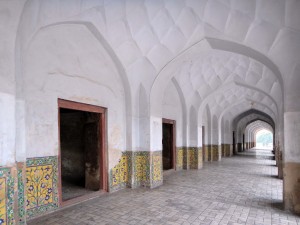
[162,118,176,170]
[57,99,108,206]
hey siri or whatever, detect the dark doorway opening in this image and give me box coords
[243,133,245,151]
[162,119,175,170]
[233,131,236,154]
[202,126,205,161]
[58,99,107,204]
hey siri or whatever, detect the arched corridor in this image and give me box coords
[29,150,299,225]
[0,1,300,224]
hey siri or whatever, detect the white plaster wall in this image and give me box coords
[220,118,225,144]
[137,84,150,151]
[284,112,300,162]
[0,1,26,166]
[212,115,219,145]
[0,1,25,95]
[162,81,183,147]
[203,105,212,145]
[224,120,231,144]
[150,116,162,151]
[198,125,203,147]
[0,93,15,166]
[189,106,198,147]
[285,65,300,112]
[23,24,126,169]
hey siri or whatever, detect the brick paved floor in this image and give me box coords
[29,149,300,225]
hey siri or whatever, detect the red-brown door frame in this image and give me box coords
[57,99,108,206]
[162,118,176,170]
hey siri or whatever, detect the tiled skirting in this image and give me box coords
[26,157,59,219]
[203,145,220,161]
[221,144,231,157]
[110,151,163,191]
[176,147,203,170]
[0,167,15,225]
[1,146,207,222]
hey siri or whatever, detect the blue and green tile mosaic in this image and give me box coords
[17,163,25,224]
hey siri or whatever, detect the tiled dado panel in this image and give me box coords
[0,176,6,225]
[189,147,203,169]
[110,152,130,192]
[176,148,184,170]
[188,147,196,169]
[211,145,219,161]
[187,147,203,169]
[204,145,211,162]
[133,151,163,188]
[110,151,163,190]
[0,168,14,225]
[26,156,58,219]
[224,144,231,157]
[133,151,150,187]
[177,147,202,169]
[0,164,25,225]
[221,144,225,157]
[150,151,163,188]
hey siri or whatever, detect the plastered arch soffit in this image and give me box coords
[223,100,277,126]
[15,0,300,130]
[246,120,274,137]
[234,112,275,141]
[237,116,274,136]
[217,96,275,129]
[233,109,275,130]
[246,119,274,132]
[151,39,283,118]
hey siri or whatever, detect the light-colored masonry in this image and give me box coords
[0,0,299,223]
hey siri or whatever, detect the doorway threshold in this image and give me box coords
[163,168,175,177]
[61,190,107,207]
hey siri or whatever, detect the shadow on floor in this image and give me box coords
[271,201,285,210]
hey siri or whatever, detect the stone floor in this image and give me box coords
[29,149,300,225]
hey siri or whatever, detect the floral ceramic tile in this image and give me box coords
[0,177,6,225]
[26,156,58,219]
[26,165,54,210]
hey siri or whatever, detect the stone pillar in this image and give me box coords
[283,112,300,214]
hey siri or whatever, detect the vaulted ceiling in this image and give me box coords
[17,0,300,129]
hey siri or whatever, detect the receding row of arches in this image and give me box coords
[1,1,300,223]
